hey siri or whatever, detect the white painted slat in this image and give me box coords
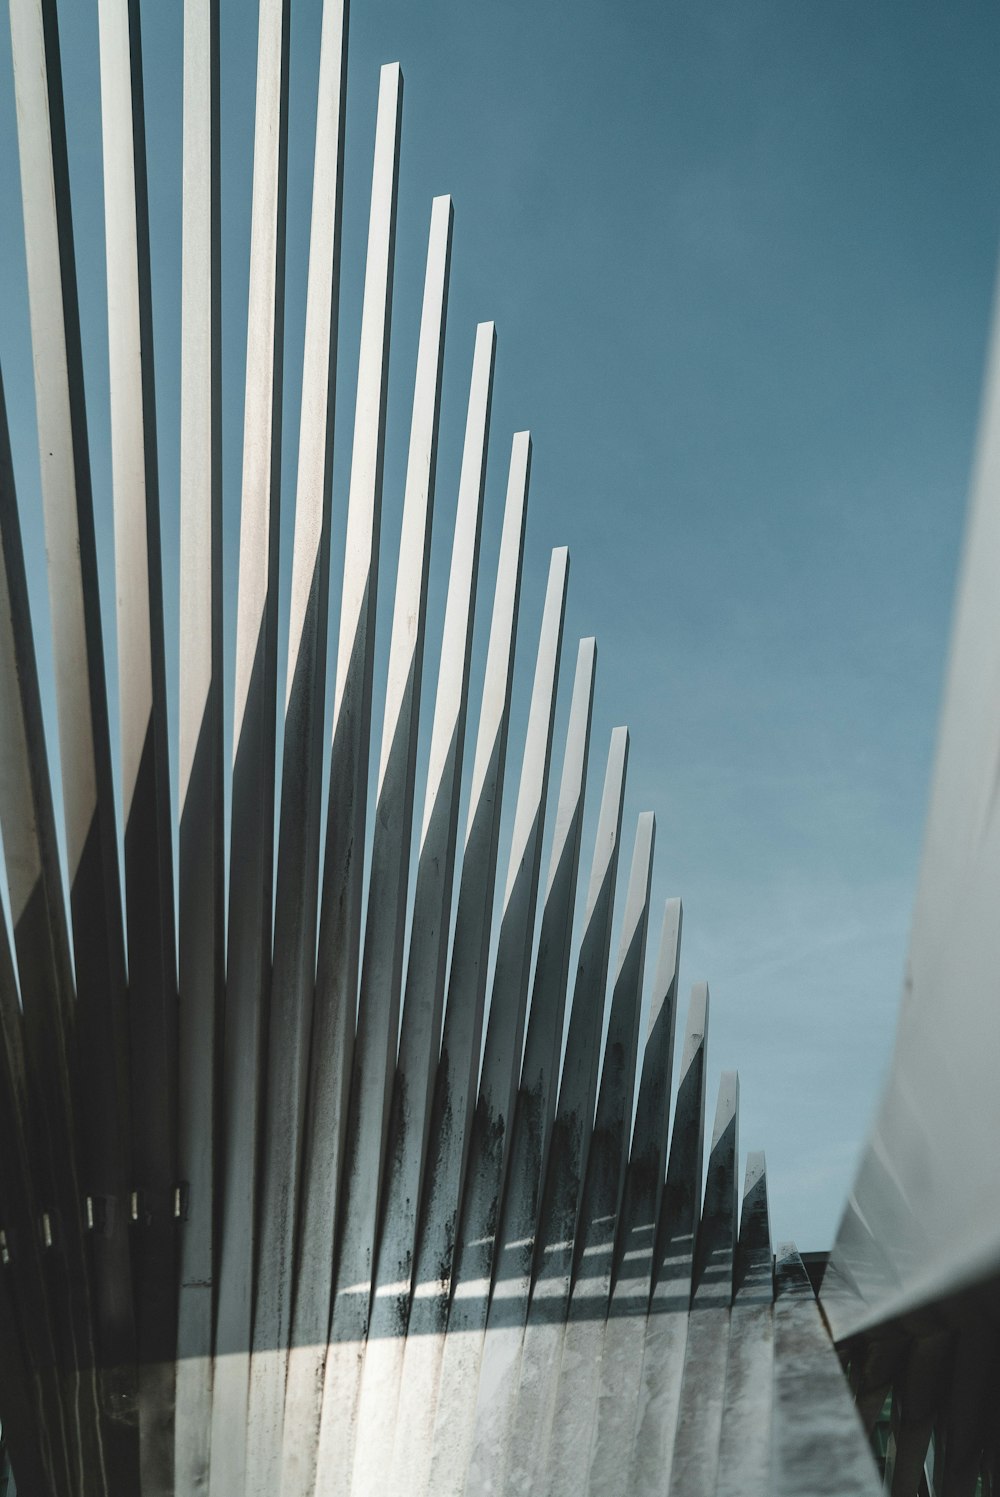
[175,0,223,1487]
[279,61,402,1497]
[629,981,710,1497]
[210,0,291,1490]
[96,1,178,1485]
[461,636,596,1496]
[428,544,569,1495]
[668,1070,739,1497]
[387,432,531,1497]
[349,322,496,1497]
[715,1152,774,1497]
[8,3,138,1478]
[547,811,656,1497]
[588,896,682,1493]
[0,365,96,1495]
[506,726,629,1496]
[313,190,451,1497]
[245,1,349,1486]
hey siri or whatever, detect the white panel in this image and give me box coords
[175,0,223,1487]
[427,545,569,1495]
[349,324,496,1497]
[210,0,290,1490]
[387,432,531,1497]
[825,277,1000,1341]
[279,61,402,1497]
[245,1,348,1486]
[312,191,451,1497]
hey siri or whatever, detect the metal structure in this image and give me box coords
[1,1,995,1495]
[818,228,1000,1492]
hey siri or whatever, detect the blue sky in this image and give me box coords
[2,0,999,1248]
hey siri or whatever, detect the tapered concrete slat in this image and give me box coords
[245,3,349,1488]
[279,61,402,1497]
[9,0,137,1471]
[210,0,291,1491]
[175,0,223,1488]
[714,1151,774,1497]
[387,432,530,1497]
[772,1244,881,1496]
[313,190,450,1497]
[506,726,629,1496]
[629,981,710,1497]
[427,545,569,1496]
[462,637,596,1497]
[349,322,496,1497]
[588,897,682,1493]
[547,811,656,1497]
[669,1071,739,1497]
[97,0,180,1486]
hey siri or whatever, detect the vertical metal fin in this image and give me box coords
[0,364,82,1497]
[1,356,110,1495]
[629,980,710,1496]
[588,896,682,1492]
[428,544,570,1495]
[350,323,496,1497]
[507,725,629,1496]
[715,1151,774,1497]
[313,189,451,1497]
[210,0,291,1490]
[546,811,656,1497]
[97,0,180,1484]
[463,635,597,1496]
[280,60,402,1497]
[668,1070,739,1497]
[9,0,137,1476]
[175,0,223,1488]
[388,431,531,1497]
[245,1,349,1487]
